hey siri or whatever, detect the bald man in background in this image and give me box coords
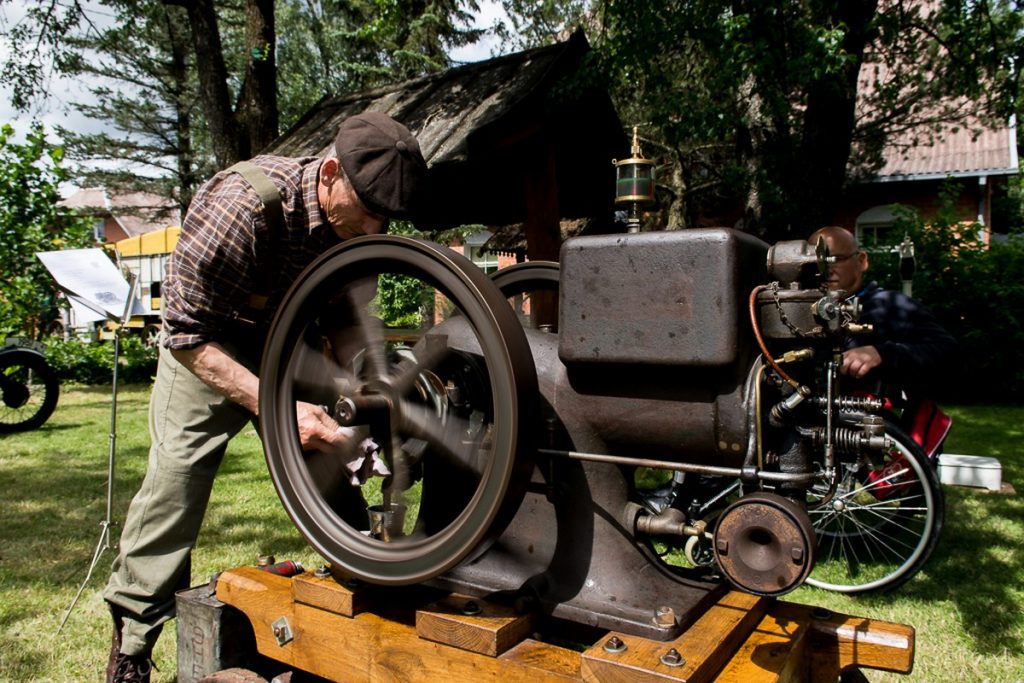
[809,226,958,401]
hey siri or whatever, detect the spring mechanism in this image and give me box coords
[808,425,890,460]
[811,395,884,413]
[809,426,877,458]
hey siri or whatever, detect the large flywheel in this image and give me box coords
[259,235,538,585]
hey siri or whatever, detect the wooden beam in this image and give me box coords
[212,567,914,682]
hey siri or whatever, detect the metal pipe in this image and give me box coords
[538,448,819,484]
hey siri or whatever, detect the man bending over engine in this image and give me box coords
[103,113,428,682]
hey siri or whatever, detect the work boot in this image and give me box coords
[108,653,153,683]
[106,603,153,683]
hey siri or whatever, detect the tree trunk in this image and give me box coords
[165,0,242,167]
[237,0,278,156]
[163,5,198,214]
[788,0,879,240]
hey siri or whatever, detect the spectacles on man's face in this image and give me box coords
[830,250,861,264]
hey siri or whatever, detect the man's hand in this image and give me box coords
[296,402,390,485]
[296,401,348,452]
[841,345,882,378]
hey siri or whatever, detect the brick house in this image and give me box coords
[835,120,1018,248]
[58,188,180,245]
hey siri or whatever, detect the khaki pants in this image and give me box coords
[104,344,255,656]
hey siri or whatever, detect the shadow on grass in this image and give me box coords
[852,404,1024,657]
[0,439,152,583]
[897,486,1024,656]
[0,389,295,593]
[0,638,47,674]
[201,451,312,561]
[933,405,1023,654]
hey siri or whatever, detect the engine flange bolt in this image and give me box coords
[462,600,482,616]
[653,606,676,628]
[660,647,685,667]
[314,565,331,578]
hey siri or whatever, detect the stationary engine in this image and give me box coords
[257,227,902,641]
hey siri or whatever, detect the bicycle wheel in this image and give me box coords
[806,422,943,593]
[0,348,60,433]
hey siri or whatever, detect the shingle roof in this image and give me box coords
[266,40,576,165]
[872,121,1018,181]
[854,50,1018,182]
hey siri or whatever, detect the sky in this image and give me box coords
[0,0,510,198]
[0,1,114,145]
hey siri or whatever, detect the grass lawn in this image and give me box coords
[0,385,1021,681]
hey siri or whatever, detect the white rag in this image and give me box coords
[336,426,391,485]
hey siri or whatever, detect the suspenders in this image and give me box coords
[224,160,282,317]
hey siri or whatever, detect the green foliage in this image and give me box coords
[368,221,485,328]
[278,0,483,128]
[375,273,427,328]
[44,335,158,385]
[886,187,1024,402]
[0,124,93,340]
[531,0,1024,239]
[494,0,590,51]
[1,0,487,200]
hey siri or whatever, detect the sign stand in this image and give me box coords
[58,272,139,632]
[34,249,144,632]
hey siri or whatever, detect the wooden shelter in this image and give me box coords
[264,30,626,262]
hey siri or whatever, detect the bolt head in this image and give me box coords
[653,605,676,627]
[603,636,627,653]
[660,647,685,667]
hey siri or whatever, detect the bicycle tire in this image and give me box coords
[806,421,943,593]
[0,348,60,433]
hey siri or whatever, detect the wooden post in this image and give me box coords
[522,144,561,329]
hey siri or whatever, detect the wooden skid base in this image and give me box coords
[208,566,914,682]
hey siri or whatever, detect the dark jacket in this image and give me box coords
[847,282,958,399]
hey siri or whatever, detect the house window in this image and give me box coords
[856,222,898,249]
[855,206,898,251]
[464,230,499,274]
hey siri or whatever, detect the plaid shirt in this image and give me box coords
[162,155,339,349]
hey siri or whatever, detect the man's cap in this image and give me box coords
[334,112,428,220]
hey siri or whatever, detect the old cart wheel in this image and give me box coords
[0,347,59,433]
[260,235,537,585]
[806,423,943,593]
